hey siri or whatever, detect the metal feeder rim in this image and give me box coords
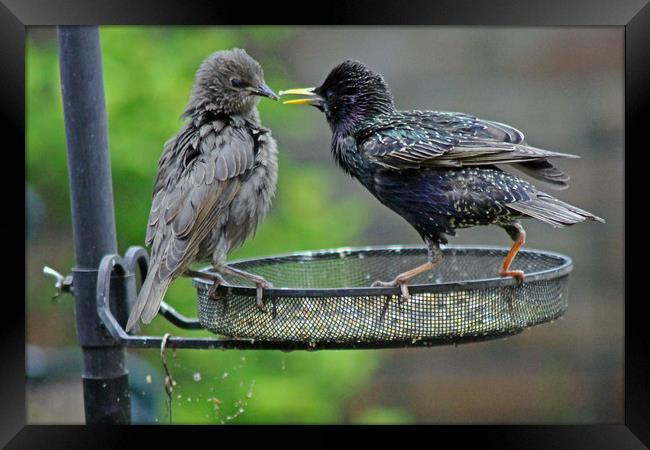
[95,251,530,350]
[191,244,573,298]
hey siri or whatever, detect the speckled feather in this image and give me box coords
[357,111,577,181]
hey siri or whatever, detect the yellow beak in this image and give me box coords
[283,98,317,105]
[279,87,320,105]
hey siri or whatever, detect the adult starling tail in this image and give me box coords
[126,264,171,332]
[508,193,605,227]
[513,159,571,189]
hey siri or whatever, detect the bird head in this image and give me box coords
[281,60,395,133]
[185,48,278,117]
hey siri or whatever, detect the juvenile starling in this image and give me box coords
[282,60,604,300]
[126,49,279,332]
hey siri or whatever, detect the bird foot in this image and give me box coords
[255,280,273,312]
[207,279,223,299]
[185,269,225,299]
[211,265,274,312]
[499,269,525,284]
[371,278,411,302]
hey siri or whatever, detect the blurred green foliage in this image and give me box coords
[26,26,394,423]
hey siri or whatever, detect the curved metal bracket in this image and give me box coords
[94,247,291,349]
[96,253,129,342]
[122,246,201,329]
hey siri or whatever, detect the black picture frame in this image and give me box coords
[8,0,648,447]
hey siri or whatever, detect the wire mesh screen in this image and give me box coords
[194,246,571,346]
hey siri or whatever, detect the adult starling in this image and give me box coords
[282,60,604,300]
[126,49,279,332]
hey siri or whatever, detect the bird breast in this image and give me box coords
[202,129,278,265]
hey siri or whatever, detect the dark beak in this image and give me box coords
[279,87,324,107]
[253,82,279,101]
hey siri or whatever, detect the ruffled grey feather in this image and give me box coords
[127,49,278,332]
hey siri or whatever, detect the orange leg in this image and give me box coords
[372,241,443,301]
[499,223,526,282]
[372,261,436,300]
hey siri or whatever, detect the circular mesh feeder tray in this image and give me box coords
[193,245,571,347]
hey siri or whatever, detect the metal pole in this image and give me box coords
[58,26,131,424]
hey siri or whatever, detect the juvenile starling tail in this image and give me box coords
[126,264,171,332]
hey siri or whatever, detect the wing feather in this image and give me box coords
[130,123,257,330]
[359,111,578,186]
[146,125,256,280]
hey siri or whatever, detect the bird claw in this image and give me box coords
[207,276,225,299]
[216,265,273,312]
[187,270,224,299]
[255,280,273,312]
[499,270,525,285]
[371,279,411,302]
[207,282,220,299]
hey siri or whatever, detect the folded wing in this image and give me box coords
[358,111,575,188]
[127,125,256,329]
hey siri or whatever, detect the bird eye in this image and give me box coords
[230,78,246,88]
